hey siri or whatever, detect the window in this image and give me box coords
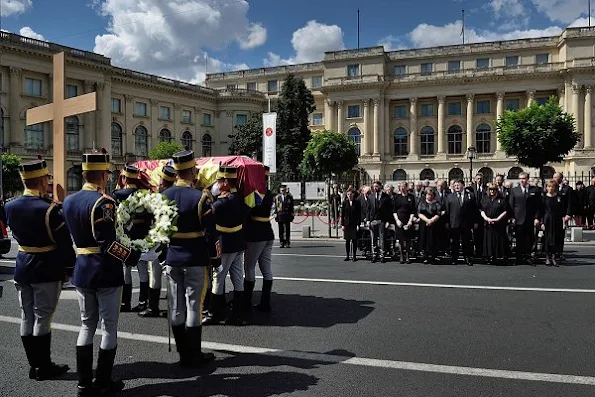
[476,124,491,154]
[182,110,192,123]
[247,82,257,91]
[135,102,147,117]
[393,65,406,76]
[508,166,523,179]
[24,78,42,96]
[420,126,435,155]
[67,167,82,192]
[24,122,43,149]
[393,127,408,156]
[536,97,549,105]
[347,105,361,118]
[420,103,434,117]
[478,167,494,183]
[111,123,122,156]
[505,56,519,68]
[393,169,407,181]
[236,114,248,126]
[135,125,148,157]
[312,113,323,126]
[201,134,212,157]
[421,63,433,75]
[449,168,464,182]
[420,168,435,180]
[476,58,489,69]
[65,116,79,151]
[159,129,172,143]
[311,76,323,88]
[202,113,212,126]
[448,102,462,116]
[226,84,237,90]
[267,80,278,93]
[394,105,407,119]
[536,53,549,65]
[476,100,491,114]
[447,125,463,154]
[181,131,193,151]
[66,85,78,98]
[111,98,122,113]
[505,98,520,111]
[348,128,362,156]
[159,106,171,120]
[347,64,360,77]
[448,60,461,72]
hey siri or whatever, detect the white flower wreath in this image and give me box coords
[116,190,179,253]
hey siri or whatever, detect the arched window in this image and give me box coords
[541,166,555,179]
[420,126,435,155]
[201,133,212,157]
[348,127,362,156]
[393,169,407,181]
[65,116,79,152]
[24,122,44,149]
[448,167,464,182]
[508,166,523,179]
[67,166,82,192]
[393,127,408,156]
[447,125,463,154]
[420,168,435,180]
[476,124,491,154]
[478,167,494,183]
[159,129,172,143]
[111,123,123,156]
[135,125,148,157]
[182,131,193,151]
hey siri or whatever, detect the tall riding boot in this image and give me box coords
[21,335,37,379]
[243,280,255,315]
[76,345,94,397]
[132,282,149,312]
[120,284,132,312]
[138,288,161,318]
[202,292,212,316]
[171,324,190,367]
[225,291,246,326]
[94,347,124,396]
[186,326,215,367]
[202,294,226,325]
[255,280,273,313]
[34,332,69,380]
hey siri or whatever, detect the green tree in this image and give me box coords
[149,141,185,160]
[1,153,23,198]
[276,74,315,179]
[497,97,579,178]
[300,130,359,179]
[228,112,263,159]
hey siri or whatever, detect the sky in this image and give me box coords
[1,0,594,84]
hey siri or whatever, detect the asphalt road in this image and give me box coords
[2,241,595,396]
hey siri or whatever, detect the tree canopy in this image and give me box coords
[300,130,359,179]
[2,153,23,199]
[228,112,263,160]
[149,141,185,160]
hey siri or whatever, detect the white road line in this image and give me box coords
[273,253,344,258]
[0,315,594,386]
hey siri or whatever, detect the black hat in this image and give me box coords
[122,164,140,179]
[19,158,49,180]
[160,165,177,182]
[216,166,237,180]
[172,150,195,171]
[82,149,110,171]
[264,166,270,176]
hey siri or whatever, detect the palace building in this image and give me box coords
[205,26,595,183]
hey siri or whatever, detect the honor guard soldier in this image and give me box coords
[112,165,151,312]
[244,166,275,313]
[161,150,215,367]
[63,151,141,397]
[203,166,247,326]
[5,158,75,381]
[139,165,177,318]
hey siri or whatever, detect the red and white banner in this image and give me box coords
[262,112,277,173]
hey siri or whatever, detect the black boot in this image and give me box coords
[21,335,37,379]
[202,294,226,325]
[93,347,124,396]
[171,324,191,367]
[34,332,69,380]
[138,288,161,317]
[202,292,212,316]
[243,280,255,316]
[186,326,215,367]
[132,282,149,312]
[120,284,132,312]
[225,291,246,326]
[76,345,94,397]
[255,280,273,313]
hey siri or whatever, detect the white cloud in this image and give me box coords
[1,0,32,16]
[490,0,526,18]
[264,20,345,66]
[377,35,406,51]
[92,0,266,83]
[568,17,595,27]
[529,0,588,24]
[19,26,45,41]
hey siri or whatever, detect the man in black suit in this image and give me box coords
[435,180,450,256]
[553,172,573,257]
[444,179,477,266]
[586,177,595,229]
[471,173,486,257]
[274,185,294,248]
[367,181,392,263]
[509,172,540,265]
[358,186,372,254]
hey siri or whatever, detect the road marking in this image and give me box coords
[273,253,344,258]
[0,315,594,386]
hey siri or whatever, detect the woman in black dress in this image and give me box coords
[417,188,442,264]
[392,182,416,263]
[541,180,564,266]
[480,183,509,265]
[341,188,361,261]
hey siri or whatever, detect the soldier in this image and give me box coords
[5,158,74,381]
[63,150,140,396]
[112,164,151,312]
[138,165,177,318]
[162,150,215,367]
[203,166,247,326]
[244,166,275,313]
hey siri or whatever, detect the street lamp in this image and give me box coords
[466,146,477,183]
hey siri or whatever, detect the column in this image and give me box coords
[584,86,592,148]
[384,99,390,156]
[557,86,565,110]
[437,96,445,154]
[496,92,504,151]
[337,100,344,134]
[8,67,21,146]
[373,98,380,155]
[325,99,335,131]
[83,80,96,151]
[409,98,418,155]
[362,99,370,155]
[466,94,474,149]
[96,80,112,153]
[572,84,581,148]
[526,90,535,107]
[564,79,572,112]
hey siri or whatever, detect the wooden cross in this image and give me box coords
[26,52,97,201]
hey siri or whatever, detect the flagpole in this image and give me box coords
[462,9,465,45]
[357,9,360,49]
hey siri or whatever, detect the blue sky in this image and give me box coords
[1,0,593,83]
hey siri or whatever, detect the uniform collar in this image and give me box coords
[83,183,101,192]
[175,180,193,188]
[230,187,237,193]
[23,188,42,197]
[125,184,138,189]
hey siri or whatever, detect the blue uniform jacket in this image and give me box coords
[6,189,76,284]
[245,189,275,242]
[63,183,140,289]
[198,187,220,260]
[112,186,151,240]
[212,189,246,253]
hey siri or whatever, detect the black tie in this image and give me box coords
[458,192,463,206]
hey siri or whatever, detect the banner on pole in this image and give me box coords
[262,112,277,173]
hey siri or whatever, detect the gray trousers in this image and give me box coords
[124,260,149,284]
[76,287,121,350]
[15,281,61,336]
[166,266,208,327]
[244,240,274,282]
[212,251,244,295]
[149,261,163,289]
[369,220,385,255]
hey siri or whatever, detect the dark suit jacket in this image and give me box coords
[472,184,486,205]
[509,185,540,226]
[558,185,573,216]
[586,185,595,208]
[368,191,392,222]
[435,189,450,207]
[341,199,361,228]
[444,190,478,229]
[275,193,294,223]
[358,194,371,223]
